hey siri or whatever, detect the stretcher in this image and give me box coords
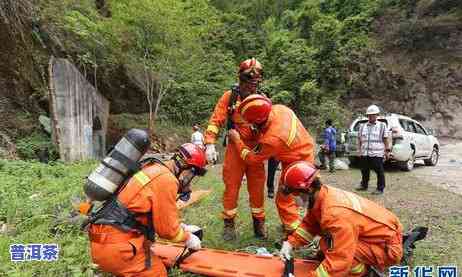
[152,242,319,277]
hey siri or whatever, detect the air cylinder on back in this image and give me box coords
[84,129,150,201]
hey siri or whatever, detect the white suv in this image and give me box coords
[345,113,440,171]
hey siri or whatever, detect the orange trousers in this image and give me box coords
[89,230,167,277]
[318,225,403,275]
[275,163,304,231]
[222,141,266,219]
[353,230,403,272]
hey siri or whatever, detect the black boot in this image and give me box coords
[252,217,267,239]
[223,218,236,241]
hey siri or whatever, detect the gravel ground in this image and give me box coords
[411,141,462,195]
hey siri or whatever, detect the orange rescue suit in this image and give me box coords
[288,185,403,277]
[88,163,191,277]
[205,90,266,219]
[232,104,315,230]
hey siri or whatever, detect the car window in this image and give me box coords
[399,119,409,132]
[405,120,417,133]
[413,122,427,135]
[353,119,388,131]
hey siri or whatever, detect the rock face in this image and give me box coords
[344,57,462,138]
[0,0,48,140]
[344,5,462,139]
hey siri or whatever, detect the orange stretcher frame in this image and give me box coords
[152,242,319,277]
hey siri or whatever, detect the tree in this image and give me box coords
[107,0,205,132]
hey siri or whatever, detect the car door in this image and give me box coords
[401,119,416,148]
[410,121,427,157]
[414,122,432,156]
[403,120,418,156]
[398,119,411,140]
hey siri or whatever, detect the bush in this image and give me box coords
[15,132,59,161]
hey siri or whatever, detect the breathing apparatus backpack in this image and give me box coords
[84,128,151,202]
[223,84,265,146]
[82,129,162,268]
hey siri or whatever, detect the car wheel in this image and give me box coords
[401,151,415,171]
[424,148,439,166]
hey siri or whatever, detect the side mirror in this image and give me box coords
[426,128,434,136]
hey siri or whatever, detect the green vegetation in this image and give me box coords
[15,131,58,161]
[0,160,97,276]
[109,114,192,141]
[35,0,395,132]
[1,161,461,276]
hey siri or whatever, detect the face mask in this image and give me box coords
[177,169,199,201]
[179,169,194,188]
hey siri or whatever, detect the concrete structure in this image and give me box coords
[48,57,109,162]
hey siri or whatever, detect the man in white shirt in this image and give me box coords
[355,105,391,195]
[191,125,205,149]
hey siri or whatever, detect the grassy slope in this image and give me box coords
[0,161,461,276]
[0,160,97,276]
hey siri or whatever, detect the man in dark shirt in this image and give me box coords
[319,119,336,173]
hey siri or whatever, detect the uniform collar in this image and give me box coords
[310,185,328,212]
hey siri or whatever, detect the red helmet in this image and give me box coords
[238,94,272,124]
[178,143,207,174]
[238,58,263,84]
[283,161,319,190]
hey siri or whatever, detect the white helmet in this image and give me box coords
[366,105,380,115]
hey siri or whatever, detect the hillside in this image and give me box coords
[0,0,461,160]
[344,0,462,138]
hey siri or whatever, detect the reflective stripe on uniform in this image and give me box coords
[316,264,329,277]
[241,149,250,160]
[207,124,219,134]
[286,112,297,146]
[171,227,186,243]
[134,171,151,186]
[251,207,264,214]
[344,191,362,213]
[351,263,365,274]
[287,219,301,231]
[223,208,238,217]
[295,227,314,242]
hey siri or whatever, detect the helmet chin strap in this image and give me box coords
[305,186,319,209]
[307,191,316,209]
[172,154,187,177]
[172,154,196,202]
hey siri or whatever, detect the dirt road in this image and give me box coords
[412,141,462,195]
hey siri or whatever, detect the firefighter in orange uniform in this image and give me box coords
[228,95,315,234]
[87,143,207,277]
[204,58,267,240]
[279,161,403,276]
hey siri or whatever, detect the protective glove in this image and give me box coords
[279,241,293,261]
[185,233,202,250]
[205,144,217,164]
[180,223,201,233]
